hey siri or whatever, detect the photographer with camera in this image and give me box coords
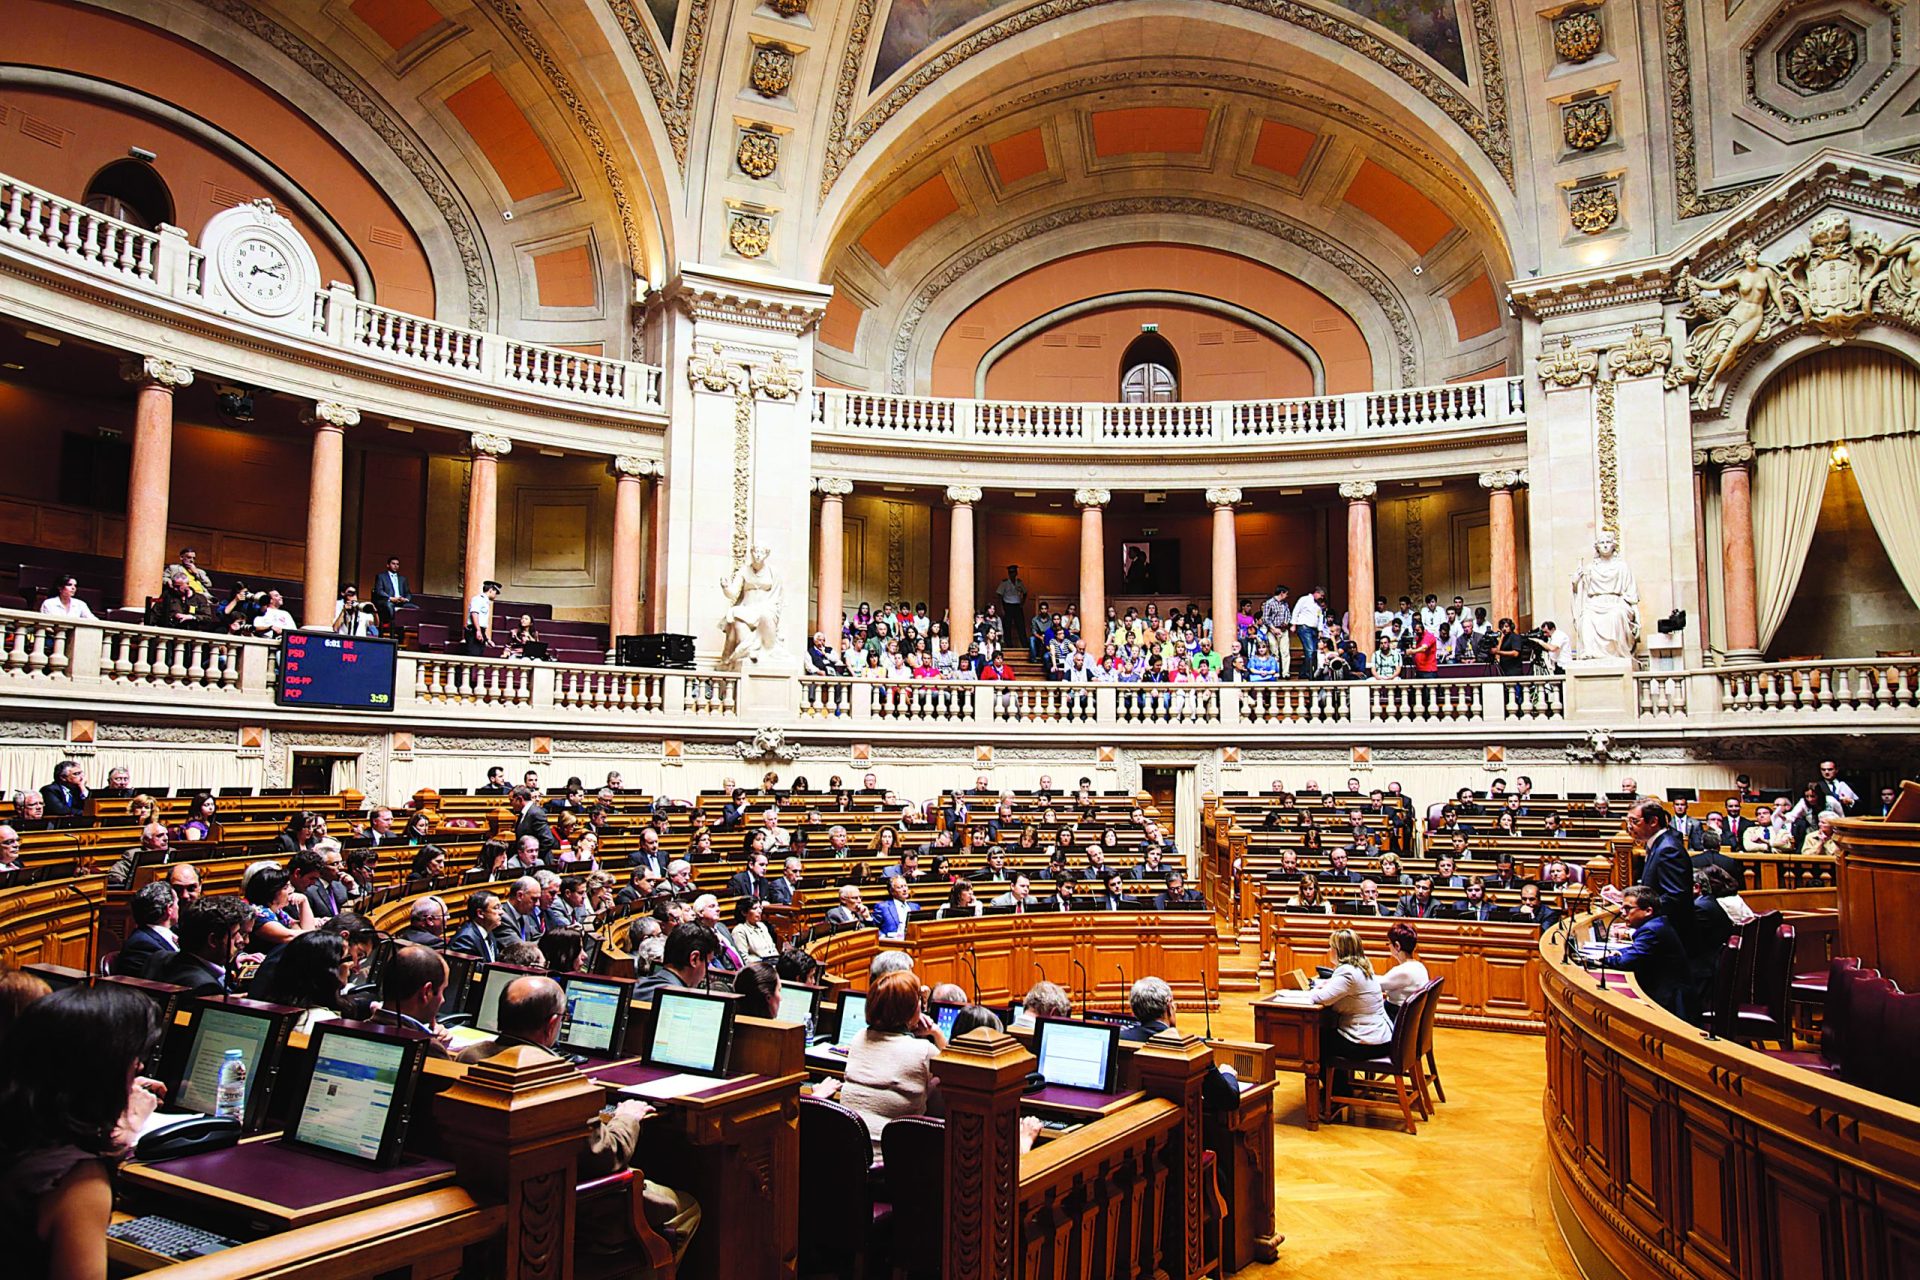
[332,584,379,637]
[1492,617,1527,677]
[250,588,296,637]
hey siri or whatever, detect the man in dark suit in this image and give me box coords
[116,881,180,978]
[395,896,448,949]
[1318,847,1358,886]
[477,767,511,796]
[1502,881,1560,930]
[1093,870,1139,912]
[1342,878,1387,916]
[1603,886,1690,1016]
[512,786,557,859]
[726,851,775,902]
[1154,869,1203,909]
[372,556,412,637]
[40,759,88,818]
[499,877,547,944]
[1449,877,1502,922]
[1397,876,1444,919]
[450,891,505,961]
[1628,799,1694,949]
[150,895,252,996]
[1118,976,1175,1042]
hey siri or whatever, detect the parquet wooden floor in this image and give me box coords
[1212,993,1583,1279]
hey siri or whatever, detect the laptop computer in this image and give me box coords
[1033,1016,1122,1095]
[281,1021,431,1168]
[553,973,634,1061]
[618,988,742,1100]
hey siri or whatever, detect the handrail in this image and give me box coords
[0,169,664,415]
[811,375,1527,449]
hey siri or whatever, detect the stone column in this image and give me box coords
[609,455,656,642]
[1076,487,1110,662]
[299,402,359,628]
[1207,487,1242,655]
[944,485,980,634]
[815,477,853,639]
[118,356,193,609]
[1340,481,1378,653]
[1479,469,1527,626]
[1715,444,1760,660]
[464,433,513,612]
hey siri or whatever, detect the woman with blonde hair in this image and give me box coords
[1307,928,1393,1060]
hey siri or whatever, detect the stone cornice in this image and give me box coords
[665,264,832,335]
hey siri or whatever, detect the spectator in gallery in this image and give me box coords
[39,575,95,620]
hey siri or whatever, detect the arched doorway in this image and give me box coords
[83,159,173,230]
[1120,331,1179,402]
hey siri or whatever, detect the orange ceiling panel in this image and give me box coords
[444,72,566,202]
[1342,159,1454,256]
[1448,272,1501,340]
[531,245,596,309]
[857,174,961,268]
[1091,106,1209,157]
[1250,120,1316,177]
[988,128,1048,186]
[350,0,443,51]
[819,291,865,352]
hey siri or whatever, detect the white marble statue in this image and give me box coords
[1570,534,1640,660]
[717,544,782,669]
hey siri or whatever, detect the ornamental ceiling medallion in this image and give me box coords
[751,43,797,97]
[1568,186,1619,235]
[1562,97,1612,151]
[1781,21,1861,93]
[729,210,774,258]
[737,129,781,179]
[1667,212,1920,407]
[1553,9,1603,63]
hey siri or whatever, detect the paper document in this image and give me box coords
[619,1073,727,1101]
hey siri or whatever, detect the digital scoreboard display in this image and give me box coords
[276,634,398,711]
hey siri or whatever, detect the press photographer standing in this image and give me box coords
[332,584,379,636]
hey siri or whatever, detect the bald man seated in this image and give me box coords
[459,975,701,1268]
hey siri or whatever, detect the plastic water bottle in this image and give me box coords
[213,1048,247,1123]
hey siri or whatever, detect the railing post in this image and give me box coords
[1486,678,1508,723]
[955,397,976,440]
[1133,1034,1215,1280]
[236,639,273,697]
[1343,391,1370,433]
[64,621,104,688]
[1210,400,1231,442]
[321,281,356,346]
[935,1030,1035,1280]
[528,662,557,712]
[153,224,191,299]
[1095,683,1116,727]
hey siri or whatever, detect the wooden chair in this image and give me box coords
[1412,973,1447,1110]
[879,1116,943,1280]
[1766,958,1869,1077]
[574,1168,677,1280]
[1732,923,1797,1049]
[1321,978,1438,1133]
[798,1096,891,1279]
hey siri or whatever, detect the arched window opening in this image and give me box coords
[1120,332,1180,403]
[83,160,174,231]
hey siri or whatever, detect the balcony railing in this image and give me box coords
[811,376,1527,450]
[0,171,664,416]
[4,612,1916,737]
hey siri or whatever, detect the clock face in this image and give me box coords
[220,233,301,316]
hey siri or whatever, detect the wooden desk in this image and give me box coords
[118,1134,457,1231]
[0,872,105,968]
[1205,1076,1281,1269]
[1251,994,1327,1130]
[1022,1083,1144,1121]
[588,1060,804,1280]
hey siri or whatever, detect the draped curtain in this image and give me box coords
[1748,348,1920,650]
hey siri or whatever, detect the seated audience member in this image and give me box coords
[151,895,253,996]
[690,896,742,972]
[39,575,96,620]
[1093,869,1138,911]
[1155,869,1203,908]
[499,941,546,970]
[244,866,317,951]
[938,879,983,920]
[1019,981,1071,1026]
[730,962,782,1020]
[1397,876,1443,919]
[178,791,218,842]
[12,791,49,832]
[1285,872,1333,914]
[836,970,947,1152]
[537,928,588,976]
[1305,929,1394,1061]
[990,873,1035,912]
[159,569,216,629]
[1343,879,1387,916]
[1378,922,1430,1013]
[1450,877,1501,922]
[450,892,506,961]
[726,850,775,901]
[276,811,320,854]
[164,862,202,906]
[824,884,875,927]
[368,944,454,1057]
[1120,976,1176,1042]
[949,1005,1005,1038]
[1604,886,1691,1017]
[731,898,778,962]
[255,931,354,1033]
[0,983,162,1280]
[459,976,702,1262]
[630,923,713,1001]
[396,897,447,949]
[114,882,180,979]
[0,824,20,874]
[40,761,88,819]
[1504,881,1559,929]
[407,845,449,886]
[1043,879,1077,913]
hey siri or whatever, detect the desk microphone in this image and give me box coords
[1072,958,1088,1013]
[1114,963,1127,1002]
[1036,961,1048,988]
[962,944,982,1003]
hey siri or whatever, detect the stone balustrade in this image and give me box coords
[0,170,664,416]
[1634,659,1920,722]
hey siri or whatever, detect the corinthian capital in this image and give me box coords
[613,455,660,478]
[1205,486,1243,507]
[120,356,194,390]
[1074,487,1111,509]
[305,401,361,430]
[1338,481,1378,502]
[943,484,981,505]
[1477,469,1528,491]
[815,477,855,497]
[469,432,513,457]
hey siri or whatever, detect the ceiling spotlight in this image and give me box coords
[216,385,256,422]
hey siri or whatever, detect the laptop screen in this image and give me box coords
[647,989,734,1074]
[1035,1017,1120,1093]
[930,1000,962,1038]
[176,1005,278,1117]
[834,992,869,1048]
[557,977,626,1055]
[473,964,538,1034]
[777,982,822,1025]
[291,1029,411,1162]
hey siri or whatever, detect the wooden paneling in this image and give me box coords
[0,873,107,968]
[1265,912,1547,1031]
[1544,908,1920,1280]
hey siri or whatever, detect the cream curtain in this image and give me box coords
[1751,446,1828,650]
[1849,433,1920,613]
[1748,348,1920,648]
